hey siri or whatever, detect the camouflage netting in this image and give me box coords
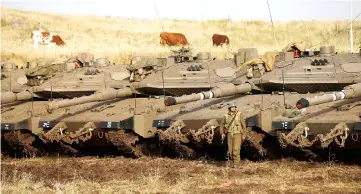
[282,41,307,52]
[25,63,63,78]
[66,52,94,64]
[236,51,280,72]
[236,41,308,72]
[27,52,94,78]
[35,58,57,67]
[25,63,65,86]
[127,56,157,71]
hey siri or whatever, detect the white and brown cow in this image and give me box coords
[31,30,65,48]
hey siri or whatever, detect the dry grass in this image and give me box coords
[1,7,360,67]
[1,156,361,194]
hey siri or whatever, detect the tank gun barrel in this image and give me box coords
[296,83,361,109]
[46,87,133,112]
[1,91,33,104]
[164,83,252,106]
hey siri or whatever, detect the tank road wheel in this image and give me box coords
[136,138,165,157]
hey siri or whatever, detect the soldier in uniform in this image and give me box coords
[220,102,247,166]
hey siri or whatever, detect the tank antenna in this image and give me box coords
[9,71,12,91]
[261,77,264,107]
[104,72,107,89]
[350,0,354,53]
[134,92,137,115]
[130,20,133,60]
[228,14,232,41]
[267,0,279,47]
[310,11,361,49]
[153,2,165,32]
[162,71,166,111]
[31,87,34,116]
[50,76,53,101]
[282,69,286,107]
[207,64,212,89]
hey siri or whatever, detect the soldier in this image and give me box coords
[220,102,247,166]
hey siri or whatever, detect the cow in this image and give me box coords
[212,34,230,47]
[159,32,189,47]
[31,30,65,48]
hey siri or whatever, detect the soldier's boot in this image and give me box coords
[226,151,232,161]
[232,153,241,167]
[226,152,233,167]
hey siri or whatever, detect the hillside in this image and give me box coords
[1,7,360,66]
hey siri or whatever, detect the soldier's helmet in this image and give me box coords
[228,102,237,108]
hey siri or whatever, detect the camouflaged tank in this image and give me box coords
[1,53,131,104]
[274,83,361,161]
[1,47,247,157]
[42,47,248,112]
[152,44,361,161]
[2,44,361,161]
[1,96,185,157]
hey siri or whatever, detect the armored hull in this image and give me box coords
[1,97,183,157]
[2,45,361,162]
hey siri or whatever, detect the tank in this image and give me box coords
[36,47,246,112]
[151,44,361,161]
[273,83,361,161]
[1,53,130,104]
[41,43,361,112]
[2,43,361,162]
[1,96,185,157]
[1,47,238,105]
[153,86,361,161]
[1,47,240,157]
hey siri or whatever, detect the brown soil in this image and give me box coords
[2,156,361,194]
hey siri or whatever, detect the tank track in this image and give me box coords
[2,130,40,157]
[106,130,144,158]
[1,130,85,157]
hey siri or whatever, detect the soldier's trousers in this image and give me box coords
[227,133,242,164]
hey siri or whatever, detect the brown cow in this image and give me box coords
[49,35,65,47]
[212,34,230,47]
[160,32,189,47]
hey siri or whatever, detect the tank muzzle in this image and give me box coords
[164,97,176,106]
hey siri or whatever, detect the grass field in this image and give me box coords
[1,7,360,67]
[2,156,361,194]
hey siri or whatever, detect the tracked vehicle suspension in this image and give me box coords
[157,120,188,144]
[61,122,96,144]
[190,119,218,144]
[277,122,350,148]
[39,122,68,143]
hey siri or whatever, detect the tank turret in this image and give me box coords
[296,83,361,109]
